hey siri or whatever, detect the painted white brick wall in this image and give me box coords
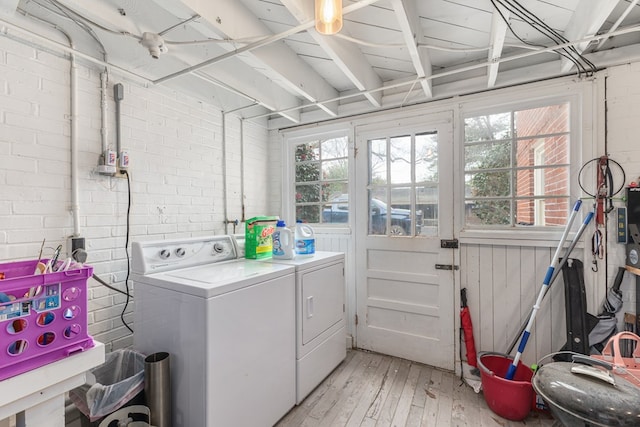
[1,36,270,352]
[606,62,640,323]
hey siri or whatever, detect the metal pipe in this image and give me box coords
[70,52,79,236]
[100,69,109,155]
[114,83,123,156]
[0,17,152,85]
[239,118,245,223]
[152,0,383,85]
[222,112,228,234]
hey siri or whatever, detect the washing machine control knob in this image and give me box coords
[159,249,171,259]
[175,247,186,257]
[213,243,224,253]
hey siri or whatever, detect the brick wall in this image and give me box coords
[0,36,270,351]
[515,103,570,225]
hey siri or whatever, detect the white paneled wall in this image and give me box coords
[461,244,576,365]
[1,36,269,351]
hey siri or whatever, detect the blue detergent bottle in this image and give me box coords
[294,221,315,257]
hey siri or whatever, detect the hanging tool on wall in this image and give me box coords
[578,156,626,222]
[591,229,603,272]
[595,155,612,225]
[578,156,626,272]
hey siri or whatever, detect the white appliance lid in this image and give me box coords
[135,259,294,298]
[266,251,344,270]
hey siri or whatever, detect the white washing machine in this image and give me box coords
[131,235,296,427]
[234,237,347,403]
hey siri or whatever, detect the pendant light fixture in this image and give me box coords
[315,0,343,35]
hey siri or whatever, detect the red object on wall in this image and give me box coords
[596,155,608,225]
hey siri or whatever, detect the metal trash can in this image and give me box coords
[144,352,171,427]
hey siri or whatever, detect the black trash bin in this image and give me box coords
[70,349,147,426]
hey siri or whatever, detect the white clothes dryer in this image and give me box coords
[271,252,347,404]
[233,237,347,404]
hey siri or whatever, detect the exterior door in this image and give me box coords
[354,112,456,370]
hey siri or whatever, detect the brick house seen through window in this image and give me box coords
[464,101,570,227]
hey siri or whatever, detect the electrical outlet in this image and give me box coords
[71,237,85,252]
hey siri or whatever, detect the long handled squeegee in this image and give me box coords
[506,206,596,355]
[505,200,587,380]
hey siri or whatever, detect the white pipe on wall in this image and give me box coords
[239,118,245,223]
[222,112,229,234]
[70,53,80,237]
[100,70,109,156]
[0,18,151,86]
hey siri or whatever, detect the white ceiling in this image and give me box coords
[3,0,640,128]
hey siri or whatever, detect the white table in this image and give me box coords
[0,342,105,427]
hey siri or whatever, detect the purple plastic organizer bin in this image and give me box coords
[0,259,94,381]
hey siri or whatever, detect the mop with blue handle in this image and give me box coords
[505,200,583,380]
[506,207,596,354]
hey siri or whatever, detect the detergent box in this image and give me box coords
[245,216,278,259]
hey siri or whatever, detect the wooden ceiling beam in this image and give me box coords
[487,6,509,88]
[560,0,617,73]
[178,0,339,118]
[390,0,433,99]
[280,0,383,107]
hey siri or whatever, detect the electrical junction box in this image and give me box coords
[119,151,129,169]
[105,150,117,166]
[97,165,116,175]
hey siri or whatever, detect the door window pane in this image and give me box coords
[416,132,438,183]
[368,131,438,237]
[390,136,411,185]
[369,138,387,184]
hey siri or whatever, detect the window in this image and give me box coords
[294,135,349,224]
[464,102,570,227]
[367,132,438,236]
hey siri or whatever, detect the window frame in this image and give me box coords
[282,126,353,230]
[458,88,588,240]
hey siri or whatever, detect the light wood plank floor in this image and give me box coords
[276,349,556,427]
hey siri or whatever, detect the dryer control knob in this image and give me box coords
[213,243,224,253]
[175,247,186,257]
[159,249,171,259]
